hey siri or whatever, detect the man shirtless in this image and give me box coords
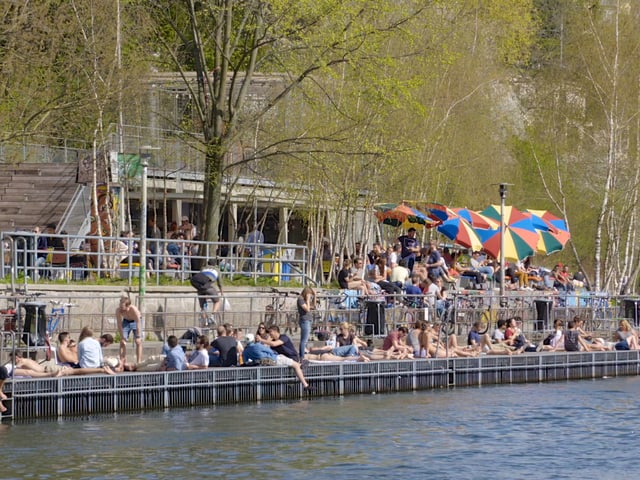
[57,331,80,367]
[116,296,143,363]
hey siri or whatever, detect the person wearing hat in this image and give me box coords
[397,228,420,272]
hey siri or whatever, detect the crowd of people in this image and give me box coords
[2,306,639,410]
[333,232,590,313]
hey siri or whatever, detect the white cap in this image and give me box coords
[245,333,255,343]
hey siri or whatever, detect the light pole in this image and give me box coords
[499,183,508,302]
[138,146,158,320]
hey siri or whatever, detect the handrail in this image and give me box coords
[0,230,310,286]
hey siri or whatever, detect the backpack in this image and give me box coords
[543,332,554,346]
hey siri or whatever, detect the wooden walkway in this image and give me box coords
[3,350,639,421]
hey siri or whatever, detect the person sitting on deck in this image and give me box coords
[260,325,299,362]
[57,331,80,367]
[540,319,565,352]
[162,335,188,371]
[58,326,116,375]
[467,321,516,355]
[614,319,639,351]
[187,335,210,369]
[210,325,238,367]
[382,327,414,359]
[417,322,477,358]
[487,320,520,354]
[242,334,311,389]
[504,317,540,352]
[336,322,369,350]
[0,366,8,412]
[563,319,591,352]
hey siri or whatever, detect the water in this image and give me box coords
[3,377,640,479]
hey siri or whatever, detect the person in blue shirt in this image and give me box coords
[404,275,424,307]
[243,334,310,389]
[163,335,187,371]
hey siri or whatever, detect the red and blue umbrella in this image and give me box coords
[451,207,498,230]
[417,202,457,223]
[374,203,435,229]
[436,217,484,251]
[525,209,571,255]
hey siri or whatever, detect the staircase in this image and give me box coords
[0,162,79,232]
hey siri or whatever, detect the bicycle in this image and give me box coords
[264,288,299,334]
[438,293,492,337]
[47,300,77,338]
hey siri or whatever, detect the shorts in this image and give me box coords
[275,355,295,367]
[122,319,141,340]
[41,361,63,375]
[197,287,219,309]
[615,339,630,351]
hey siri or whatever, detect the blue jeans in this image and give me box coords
[299,319,311,359]
[333,344,359,357]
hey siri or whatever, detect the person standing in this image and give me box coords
[116,296,143,364]
[297,287,316,360]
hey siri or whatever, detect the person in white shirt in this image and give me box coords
[389,259,411,288]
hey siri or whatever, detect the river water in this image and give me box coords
[3,376,640,479]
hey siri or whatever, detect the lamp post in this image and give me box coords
[499,183,508,302]
[138,146,158,319]
[139,155,148,315]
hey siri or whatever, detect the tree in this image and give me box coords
[518,0,640,292]
[140,0,435,242]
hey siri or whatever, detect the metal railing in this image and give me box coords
[1,231,310,288]
[0,288,634,350]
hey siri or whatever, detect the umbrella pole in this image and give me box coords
[499,183,508,305]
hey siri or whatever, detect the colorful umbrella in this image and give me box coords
[373,203,434,229]
[525,209,571,255]
[436,217,484,251]
[451,207,498,230]
[416,202,457,223]
[525,209,569,233]
[476,221,540,261]
[535,229,570,255]
[480,204,531,226]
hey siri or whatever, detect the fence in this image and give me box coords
[0,288,636,358]
[4,350,640,421]
[1,231,310,288]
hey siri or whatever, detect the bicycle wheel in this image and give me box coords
[478,309,493,334]
[441,307,456,336]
